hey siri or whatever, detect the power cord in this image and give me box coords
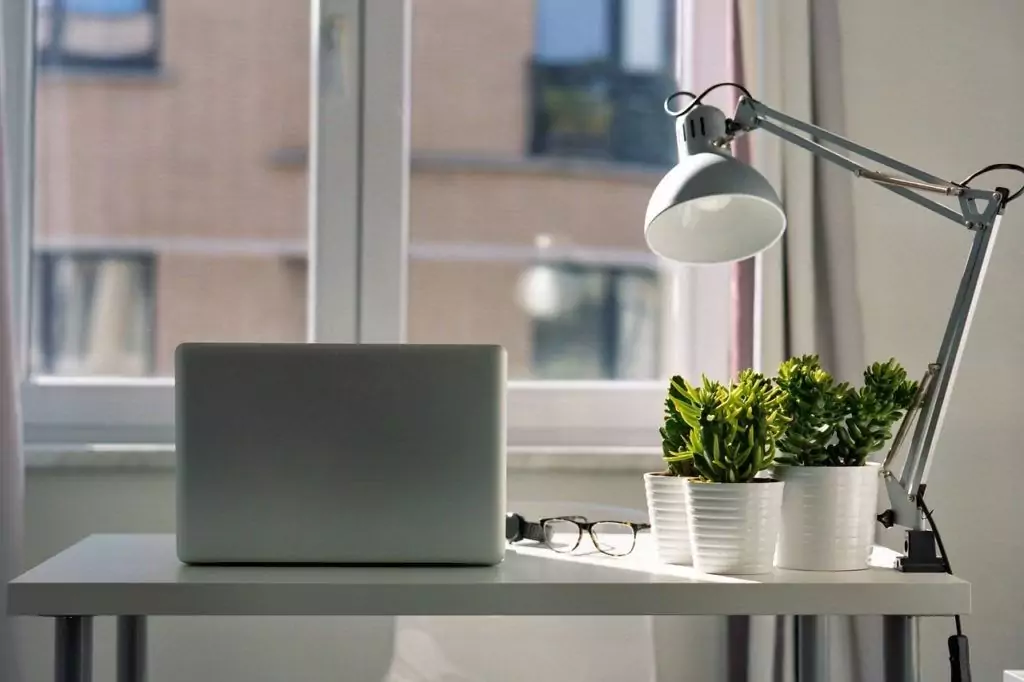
[663,82,753,117]
[916,486,971,682]
[959,162,1024,203]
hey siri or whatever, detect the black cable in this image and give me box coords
[917,492,962,636]
[663,90,697,116]
[663,82,753,117]
[959,162,1024,203]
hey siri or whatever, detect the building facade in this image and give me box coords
[33,0,675,379]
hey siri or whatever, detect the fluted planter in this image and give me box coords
[685,479,785,575]
[643,473,691,565]
[773,462,881,571]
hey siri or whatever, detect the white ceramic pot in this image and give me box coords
[773,462,881,571]
[685,479,785,575]
[643,473,692,565]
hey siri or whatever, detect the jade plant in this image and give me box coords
[774,356,919,467]
[828,359,919,466]
[775,355,849,466]
[659,378,699,477]
[660,370,788,483]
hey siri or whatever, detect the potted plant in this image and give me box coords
[658,370,788,574]
[773,356,918,571]
[644,377,699,564]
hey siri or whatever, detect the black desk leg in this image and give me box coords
[795,615,829,682]
[884,615,920,682]
[54,616,92,682]
[118,616,147,682]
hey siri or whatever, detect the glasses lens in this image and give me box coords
[591,522,636,556]
[543,519,582,553]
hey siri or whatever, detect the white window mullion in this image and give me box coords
[309,0,363,343]
[358,0,409,343]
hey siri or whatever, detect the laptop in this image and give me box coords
[175,343,507,565]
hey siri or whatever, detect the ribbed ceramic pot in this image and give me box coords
[773,462,881,571]
[685,479,785,575]
[643,473,692,565]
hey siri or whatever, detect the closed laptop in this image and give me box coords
[175,343,506,565]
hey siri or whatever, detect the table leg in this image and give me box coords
[883,615,920,682]
[117,616,147,682]
[54,616,92,682]
[726,616,750,682]
[795,615,829,682]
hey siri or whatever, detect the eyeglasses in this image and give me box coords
[506,513,650,557]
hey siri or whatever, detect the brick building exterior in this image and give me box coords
[34,0,673,379]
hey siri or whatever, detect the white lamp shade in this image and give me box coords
[645,151,787,264]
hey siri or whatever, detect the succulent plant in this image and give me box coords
[660,370,788,483]
[826,358,919,466]
[660,378,698,477]
[774,355,849,466]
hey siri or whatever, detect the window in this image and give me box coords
[17,0,318,444]
[36,0,161,72]
[528,264,660,380]
[9,0,731,450]
[32,252,155,376]
[529,0,676,165]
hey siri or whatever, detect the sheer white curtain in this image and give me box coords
[742,0,879,680]
[0,48,25,682]
[0,148,25,682]
[1,1,26,680]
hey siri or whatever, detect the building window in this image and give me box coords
[529,0,676,166]
[518,264,661,380]
[36,0,161,72]
[32,253,156,377]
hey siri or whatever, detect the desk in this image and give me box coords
[8,534,970,682]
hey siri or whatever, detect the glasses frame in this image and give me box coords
[540,515,650,557]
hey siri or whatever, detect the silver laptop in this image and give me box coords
[175,343,506,565]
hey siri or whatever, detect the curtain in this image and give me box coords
[0,1,26,680]
[0,72,25,682]
[738,0,878,680]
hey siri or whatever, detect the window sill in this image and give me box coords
[268,147,669,184]
[25,444,662,474]
[37,65,173,85]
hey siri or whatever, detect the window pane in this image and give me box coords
[31,253,154,376]
[408,0,675,380]
[534,0,609,64]
[622,0,668,73]
[66,0,146,15]
[32,0,310,377]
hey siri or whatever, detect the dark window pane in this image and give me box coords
[32,254,155,376]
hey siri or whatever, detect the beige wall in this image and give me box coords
[154,254,306,373]
[839,2,1024,680]
[410,168,659,248]
[410,0,532,155]
[35,0,309,243]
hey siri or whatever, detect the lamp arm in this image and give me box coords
[729,96,1007,530]
[731,97,1004,231]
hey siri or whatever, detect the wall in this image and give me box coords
[839,1,1024,680]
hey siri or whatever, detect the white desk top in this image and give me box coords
[7,534,970,617]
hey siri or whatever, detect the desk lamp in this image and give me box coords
[645,82,1023,575]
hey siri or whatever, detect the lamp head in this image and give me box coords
[645,104,786,264]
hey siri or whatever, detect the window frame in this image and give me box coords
[36,0,162,74]
[9,0,734,452]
